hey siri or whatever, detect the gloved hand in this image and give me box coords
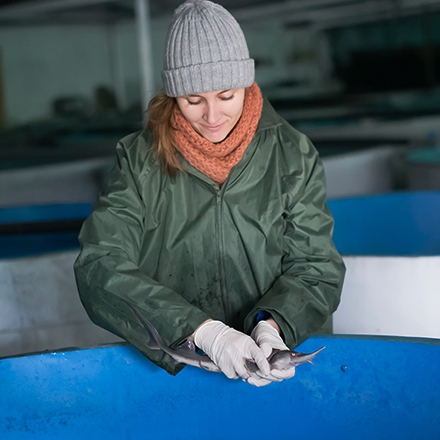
[193,320,272,386]
[251,320,296,381]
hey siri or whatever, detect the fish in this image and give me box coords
[123,300,221,372]
[123,301,325,374]
[245,346,325,373]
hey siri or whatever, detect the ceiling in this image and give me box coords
[0,0,439,27]
[0,0,278,25]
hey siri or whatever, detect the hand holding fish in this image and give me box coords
[250,320,296,382]
[123,301,325,387]
[193,320,272,386]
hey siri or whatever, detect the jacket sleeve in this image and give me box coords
[74,136,210,375]
[244,133,346,349]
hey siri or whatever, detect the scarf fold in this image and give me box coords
[173,82,263,186]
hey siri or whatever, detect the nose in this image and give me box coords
[203,102,221,125]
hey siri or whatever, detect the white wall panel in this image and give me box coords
[334,256,440,339]
[0,250,121,358]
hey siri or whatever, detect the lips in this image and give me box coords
[202,123,224,132]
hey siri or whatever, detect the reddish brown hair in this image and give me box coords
[145,91,183,177]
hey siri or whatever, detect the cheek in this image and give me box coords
[229,101,244,120]
[176,99,199,123]
[179,106,202,124]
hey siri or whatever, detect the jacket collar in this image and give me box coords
[257,98,283,132]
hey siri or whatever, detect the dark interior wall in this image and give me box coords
[327,12,440,93]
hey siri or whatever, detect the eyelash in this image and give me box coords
[187,95,234,105]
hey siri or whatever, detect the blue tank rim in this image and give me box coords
[0,202,92,224]
[2,334,438,362]
[327,190,440,256]
[327,188,440,202]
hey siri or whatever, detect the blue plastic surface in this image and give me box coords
[2,191,440,258]
[0,231,81,259]
[1,336,439,440]
[0,203,92,259]
[0,203,92,224]
[328,191,440,255]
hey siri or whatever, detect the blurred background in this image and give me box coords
[0,0,439,359]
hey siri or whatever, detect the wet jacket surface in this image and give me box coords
[74,99,346,375]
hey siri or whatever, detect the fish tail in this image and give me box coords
[122,300,164,351]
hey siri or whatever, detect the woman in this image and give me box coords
[74,0,345,387]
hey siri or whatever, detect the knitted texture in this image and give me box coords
[162,0,254,97]
[173,82,263,186]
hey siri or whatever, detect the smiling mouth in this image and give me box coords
[202,123,224,132]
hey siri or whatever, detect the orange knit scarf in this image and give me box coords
[173,82,263,186]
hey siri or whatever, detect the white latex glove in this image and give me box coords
[193,320,271,386]
[251,320,296,381]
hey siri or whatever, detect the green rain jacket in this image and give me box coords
[74,99,345,375]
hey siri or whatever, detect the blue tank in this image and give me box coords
[328,191,440,255]
[2,191,439,258]
[0,335,439,439]
[0,203,91,259]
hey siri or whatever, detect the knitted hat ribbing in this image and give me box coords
[162,0,254,97]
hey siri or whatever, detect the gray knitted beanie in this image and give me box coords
[162,0,255,97]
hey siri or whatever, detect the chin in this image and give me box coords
[210,135,227,143]
[202,132,227,143]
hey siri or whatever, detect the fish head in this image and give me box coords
[270,346,326,369]
[268,350,298,370]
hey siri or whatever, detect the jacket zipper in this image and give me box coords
[216,189,230,322]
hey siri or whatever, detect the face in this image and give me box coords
[176,88,246,143]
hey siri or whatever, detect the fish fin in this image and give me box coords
[175,339,197,354]
[245,358,259,374]
[175,342,214,363]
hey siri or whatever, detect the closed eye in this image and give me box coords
[220,94,234,101]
